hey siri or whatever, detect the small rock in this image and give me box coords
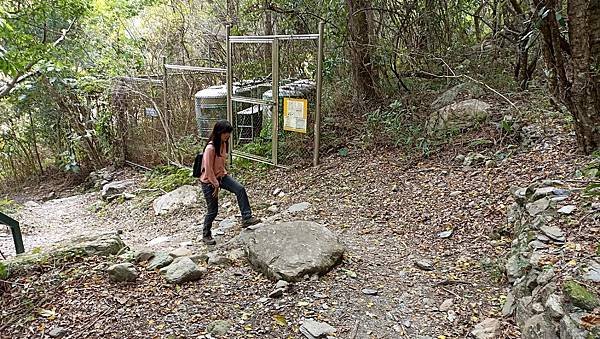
[415,260,434,271]
[583,262,600,283]
[272,188,282,196]
[48,327,67,338]
[362,288,378,296]
[123,193,136,200]
[207,320,232,336]
[447,310,457,322]
[107,263,138,282]
[545,294,565,319]
[532,187,558,201]
[438,229,454,239]
[268,288,285,298]
[522,314,559,339]
[485,160,496,168]
[267,205,279,213]
[169,247,193,258]
[402,319,412,328]
[313,292,328,299]
[537,268,555,285]
[300,319,336,339]
[449,191,462,197]
[287,202,311,213]
[529,240,549,250]
[560,315,590,339]
[160,257,206,284]
[439,298,454,312]
[147,252,173,270]
[501,292,516,317]
[275,280,290,290]
[471,318,500,339]
[557,205,576,215]
[563,279,600,311]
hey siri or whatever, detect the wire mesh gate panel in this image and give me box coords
[227,24,324,168]
[111,76,166,166]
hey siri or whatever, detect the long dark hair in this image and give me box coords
[207,120,233,157]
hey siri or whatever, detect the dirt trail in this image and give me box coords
[0,123,589,338]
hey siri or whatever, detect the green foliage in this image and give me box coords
[0,261,8,279]
[145,165,194,192]
[364,100,429,155]
[0,197,19,214]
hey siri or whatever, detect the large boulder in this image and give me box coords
[239,221,345,282]
[428,99,490,134]
[153,185,201,216]
[430,82,485,111]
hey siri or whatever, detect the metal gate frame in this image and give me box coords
[226,22,325,167]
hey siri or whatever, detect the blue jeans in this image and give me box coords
[201,175,252,237]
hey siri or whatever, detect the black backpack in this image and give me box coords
[192,151,204,178]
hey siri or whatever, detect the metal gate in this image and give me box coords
[226,23,324,167]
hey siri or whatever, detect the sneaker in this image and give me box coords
[241,216,261,228]
[202,236,216,245]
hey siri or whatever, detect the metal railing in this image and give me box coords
[0,212,24,255]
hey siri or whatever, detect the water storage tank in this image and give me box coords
[194,85,229,139]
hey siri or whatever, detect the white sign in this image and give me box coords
[283,98,308,133]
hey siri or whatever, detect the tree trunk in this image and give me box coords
[566,0,600,153]
[533,0,600,154]
[346,0,379,101]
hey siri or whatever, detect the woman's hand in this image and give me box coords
[212,186,220,198]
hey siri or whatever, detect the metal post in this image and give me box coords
[0,212,24,254]
[226,25,234,166]
[162,56,172,164]
[314,22,324,167]
[272,37,279,166]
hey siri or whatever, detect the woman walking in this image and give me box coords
[200,120,260,245]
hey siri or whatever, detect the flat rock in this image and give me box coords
[169,247,193,258]
[287,202,311,213]
[300,319,336,339]
[526,198,550,216]
[147,252,173,270]
[152,185,201,216]
[107,263,138,282]
[438,229,454,239]
[239,221,345,282]
[471,318,500,339]
[540,225,566,242]
[557,205,576,215]
[160,257,206,284]
[415,259,435,271]
[362,288,378,296]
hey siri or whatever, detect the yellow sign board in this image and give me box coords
[283,97,308,133]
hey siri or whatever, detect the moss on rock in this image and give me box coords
[563,280,600,311]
